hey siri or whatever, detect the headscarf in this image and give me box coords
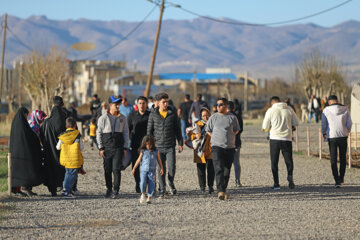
[28,110,47,138]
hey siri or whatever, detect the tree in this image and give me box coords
[297,49,348,103]
[22,46,70,114]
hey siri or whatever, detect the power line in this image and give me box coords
[6,25,33,51]
[166,0,353,27]
[83,5,157,60]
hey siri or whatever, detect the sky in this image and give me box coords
[1,0,359,27]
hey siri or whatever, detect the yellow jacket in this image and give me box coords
[58,128,84,169]
[189,120,212,163]
[89,123,96,136]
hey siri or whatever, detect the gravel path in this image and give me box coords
[1,123,360,239]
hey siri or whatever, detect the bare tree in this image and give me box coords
[22,46,70,114]
[297,49,348,102]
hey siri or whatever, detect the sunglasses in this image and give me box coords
[216,103,224,107]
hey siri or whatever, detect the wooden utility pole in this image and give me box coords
[244,71,248,112]
[0,13,7,102]
[144,0,165,97]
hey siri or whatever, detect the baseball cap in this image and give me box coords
[108,95,122,104]
[328,95,338,101]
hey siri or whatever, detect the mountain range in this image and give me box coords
[3,15,360,83]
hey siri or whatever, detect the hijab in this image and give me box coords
[28,110,47,139]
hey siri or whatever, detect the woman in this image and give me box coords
[187,107,215,194]
[28,110,47,141]
[9,107,43,196]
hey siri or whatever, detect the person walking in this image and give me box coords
[147,92,183,198]
[188,94,208,125]
[56,117,85,198]
[89,118,97,150]
[228,101,243,187]
[262,96,299,190]
[308,95,319,123]
[206,98,240,200]
[90,94,101,117]
[321,95,352,188]
[178,94,193,140]
[187,107,215,194]
[119,97,134,119]
[128,96,151,193]
[97,95,129,198]
[132,135,164,204]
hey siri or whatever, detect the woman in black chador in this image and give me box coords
[41,96,69,196]
[9,107,43,196]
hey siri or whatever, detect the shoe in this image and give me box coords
[105,190,112,198]
[218,192,225,200]
[51,191,57,197]
[24,190,37,197]
[61,188,66,195]
[146,196,152,204]
[335,184,341,188]
[72,190,80,196]
[288,179,295,189]
[224,192,229,200]
[200,188,205,194]
[208,186,214,194]
[79,168,86,175]
[271,184,280,190]
[14,191,28,197]
[135,184,141,194]
[169,188,177,195]
[235,179,242,188]
[112,191,119,199]
[64,193,76,199]
[158,192,165,199]
[140,194,146,203]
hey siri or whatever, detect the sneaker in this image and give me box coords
[72,190,80,196]
[271,184,280,190]
[235,179,242,188]
[79,168,86,175]
[140,194,146,203]
[64,193,76,199]
[112,191,119,199]
[224,192,229,200]
[14,191,28,197]
[208,186,214,194]
[61,188,66,195]
[105,190,112,198]
[146,196,152,204]
[24,190,37,197]
[288,181,295,189]
[158,192,165,199]
[335,183,341,188]
[218,192,225,200]
[200,188,206,194]
[169,188,177,195]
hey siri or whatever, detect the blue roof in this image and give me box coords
[159,73,236,81]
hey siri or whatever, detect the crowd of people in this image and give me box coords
[9,92,352,202]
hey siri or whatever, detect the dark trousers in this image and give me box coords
[131,148,140,186]
[103,148,123,192]
[158,147,176,193]
[197,159,215,190]
[212,146,235,193]
[270,140,294,185]
[328,137,347,184]
[90,136,97,149]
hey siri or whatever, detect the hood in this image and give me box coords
[58,128,80,144]
[272,102,288,109]
[326,104,348,116]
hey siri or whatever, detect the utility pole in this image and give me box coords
[144,0,165,97]
[0,13,7,102]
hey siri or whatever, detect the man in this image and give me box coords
[178,94,193,140]
[119,97,134,119]
[41,96,69,196]
[148,96,154,109]
[262,96,299,190]
[308,94,319,123]
[321,95,352,188]
[68,102,79,121]
[206,98,240,200]
[97,95,129,198]
[228,101,243,187]
[90,94,101,117]
[147,92,183,197]
[128,96,151,193]
[188,94,208,124]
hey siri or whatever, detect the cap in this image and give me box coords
[328,95,338,101]
[108,95,122,104]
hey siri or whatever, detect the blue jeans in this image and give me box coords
[308,112,317,123]
[140,170,156,197]
[180,119,189,140]
[63,168,78,195]
[233,147,241,181]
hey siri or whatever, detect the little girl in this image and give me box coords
[132,135,164,204]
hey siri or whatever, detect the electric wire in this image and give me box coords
[165,0,353,27]
[83,5,157,60]
[6,25,33,51]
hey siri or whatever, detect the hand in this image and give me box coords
[123,149,127,159]
[160,168,164,175]
[99,150,105,158]
[188,119,192,124]
[131,170,135,176]
[195,133,201,139]
[178,145,183,153]
[323,134,327,140]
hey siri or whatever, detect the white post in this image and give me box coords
[319,128,322,159]
[348,134,352,169]
[8,153,11,196]
[307,127,310,157]
[295,126,299,152]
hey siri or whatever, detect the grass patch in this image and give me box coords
[293,151,304,155]
[0,150,8,192]
[244,119,263,126]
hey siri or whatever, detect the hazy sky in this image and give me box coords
[1,0,359,27]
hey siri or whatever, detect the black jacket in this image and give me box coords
[147,107,183,149]
[128,110,150,150]
[229,110,243,148]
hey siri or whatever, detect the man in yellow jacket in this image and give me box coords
[56,117,84,198]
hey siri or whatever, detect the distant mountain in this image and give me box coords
[4,15,360,83]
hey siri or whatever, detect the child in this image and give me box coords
[132,135,164,204]
[56,117,84,198]
[89,118,97,150]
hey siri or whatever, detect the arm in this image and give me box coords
[174,112,183,147]
[131,152,143,176]
[233,116,240,135]
[147,112,154,136]
[122,116,129,149]
[157,151,164,175]
[127,112,133,134]
[96,116,104,150]
[346,110,352,132]
[262,110,271,132]
[56,140,62,150]
[291,110,299,127]
[177,108,181,118]
[79,138,84,151]
[321,113,328,140]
